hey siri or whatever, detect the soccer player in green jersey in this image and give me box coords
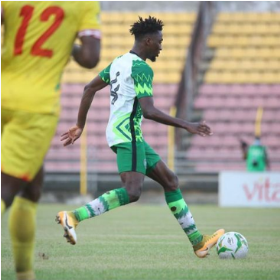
[57,16,224,258]
[240,137,270,171]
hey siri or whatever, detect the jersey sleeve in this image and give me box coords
[99,63,111,84]
[131,60,153,99]
[78,1,101,39]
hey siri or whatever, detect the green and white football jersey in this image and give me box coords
[99,52,153,147]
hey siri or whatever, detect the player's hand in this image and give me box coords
[60,125,83,146]
[185,120,213,137]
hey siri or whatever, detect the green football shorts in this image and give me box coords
[111,141,161,175]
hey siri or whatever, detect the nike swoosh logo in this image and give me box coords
[65,215,73,229]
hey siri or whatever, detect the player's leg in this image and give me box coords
[18,167,44,203]
[56,142,146,245]
[56,171,145,244]
[2,109,58,280]
[1,172,28,213]
[1,108,21,214]
[1,166,42,210]
[145,143,224,258]
[8,167,43,280]
[146,154,205,246]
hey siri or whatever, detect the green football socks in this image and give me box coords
[165,189,203,246]
[73,188,130,222]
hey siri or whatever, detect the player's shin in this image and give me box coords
[73,187,130,222]
[8,196,37,280]
[165,189,203,246]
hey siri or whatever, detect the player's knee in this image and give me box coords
[20,167,44,203]
[126,185,142,203]
[20,184,42,203]
[166,173,179,192]
[1,195,14,209]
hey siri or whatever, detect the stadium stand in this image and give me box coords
[45,12,196,174]
[60,12,196,84]
[187,12,280,172]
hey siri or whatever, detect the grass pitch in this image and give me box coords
[1,203,280,280]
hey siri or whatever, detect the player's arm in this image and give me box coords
[72,36,100,69]
[138,96,212,137]
[73,1,101,69]
[61,75,107,146]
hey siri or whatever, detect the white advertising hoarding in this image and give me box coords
[219,171,280,207]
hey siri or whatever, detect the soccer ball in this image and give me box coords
[216,232,249,259]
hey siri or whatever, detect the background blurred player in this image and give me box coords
[239,107,270,171]
[1,2,101,280]
[240,137,270,171]
[57,16,224,261]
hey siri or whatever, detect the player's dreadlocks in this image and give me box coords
[130,16,164,40]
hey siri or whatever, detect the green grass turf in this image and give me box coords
[1,203,280,280]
